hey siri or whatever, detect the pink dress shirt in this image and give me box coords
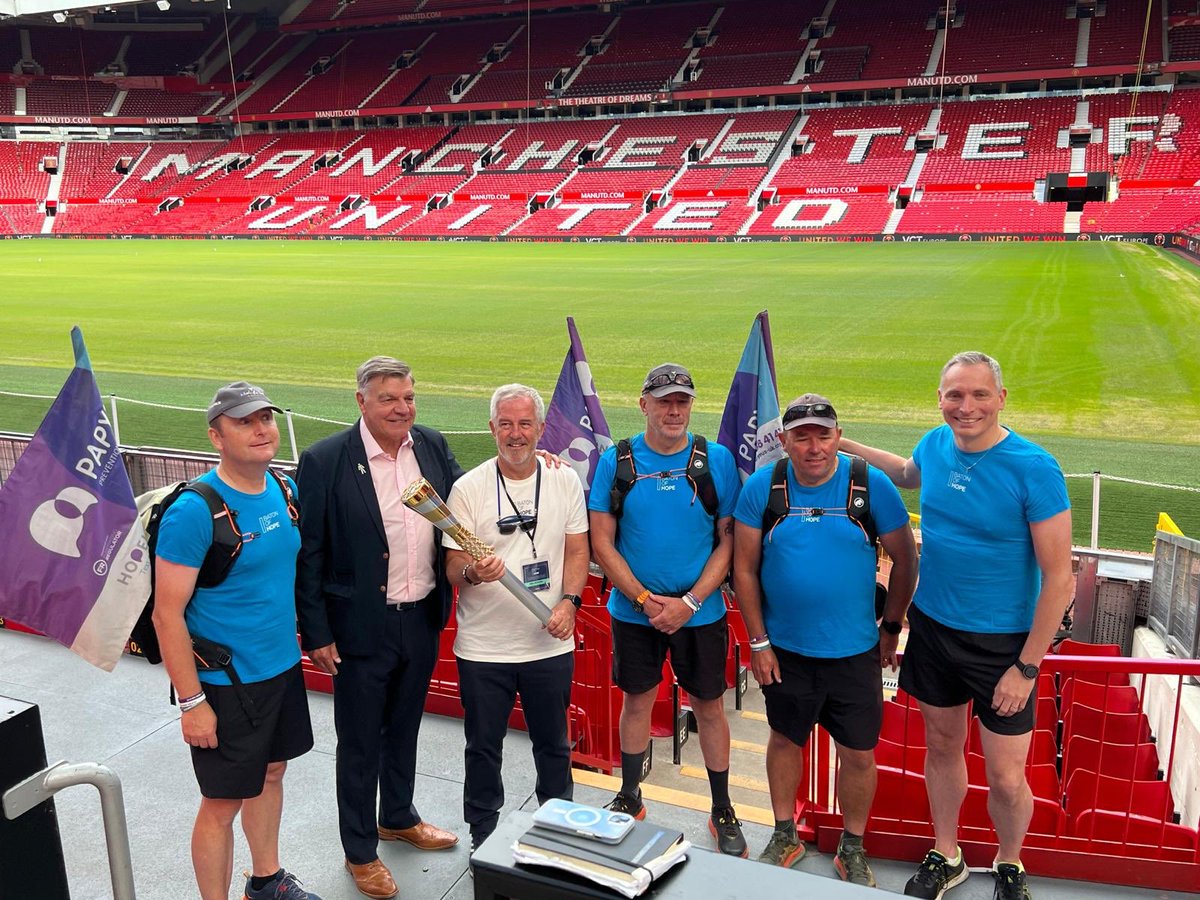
[359,420,437,604]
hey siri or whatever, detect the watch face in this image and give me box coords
[1019,663,1039,679]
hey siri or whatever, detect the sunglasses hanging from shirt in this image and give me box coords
[497,462,550,594]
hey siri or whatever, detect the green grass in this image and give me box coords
[2,240,1198,550]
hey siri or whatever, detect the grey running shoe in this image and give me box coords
[904,849,969,898]
[757,828,806,868]
[835,834,877,887]
[993,863,1032,900]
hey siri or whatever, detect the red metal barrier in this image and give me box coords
[802,654,1200,892]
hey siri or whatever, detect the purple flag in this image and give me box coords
[717,310,785,481]
[0,327,151,671]
[539,317,613,499]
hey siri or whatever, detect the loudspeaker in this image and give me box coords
[0,698,69,900]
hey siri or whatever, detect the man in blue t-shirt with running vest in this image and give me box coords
[153,382,319,900]
[588,363,746,856]
[733,393,916,886]
[842,352,1073,900]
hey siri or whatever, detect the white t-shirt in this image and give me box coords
[444,457,588,663]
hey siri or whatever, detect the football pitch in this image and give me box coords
[2,239,1198,551]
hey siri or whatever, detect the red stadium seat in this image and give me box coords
[1061,678,1142,715]
[1069,810,1198,851]
[1065,769,1176,824]
[1062,736,1160,783]
[1062,705,1152,746]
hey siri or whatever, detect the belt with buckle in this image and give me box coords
[387,601,420,611]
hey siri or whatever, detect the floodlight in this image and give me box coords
[155,0,169,9]
[52,10,66,20]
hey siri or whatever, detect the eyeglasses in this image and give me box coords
[497,513,538,536]
[782,402,837,425]
[643,371,695,391]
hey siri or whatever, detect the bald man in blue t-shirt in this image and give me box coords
[841,352,1073,900]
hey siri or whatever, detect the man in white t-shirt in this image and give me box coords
[443,383,590,851]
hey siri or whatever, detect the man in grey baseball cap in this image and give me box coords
[154,379,320,900]
[588,360,747,857]
[207,381,282,424]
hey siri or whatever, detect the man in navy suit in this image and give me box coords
[296,356,463,900]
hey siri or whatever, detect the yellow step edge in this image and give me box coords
[573,768,775,827]
[730,738,767,754]
[740,710,768,722]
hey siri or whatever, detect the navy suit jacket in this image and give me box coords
[295,421,464,656]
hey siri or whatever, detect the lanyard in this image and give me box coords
[496,461,540,558]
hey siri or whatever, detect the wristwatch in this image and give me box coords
[1013,658,1040,679]
[880,618,903,636]
[562,593,583,609]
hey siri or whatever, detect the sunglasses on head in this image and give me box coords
[643,371,695,391]
[496,513,538,536]
[782,402,837,425]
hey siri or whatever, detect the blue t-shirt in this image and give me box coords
[155,470,302,685]
[589,434,740,627]
[912,425,1070,634]
[734,455,910,658]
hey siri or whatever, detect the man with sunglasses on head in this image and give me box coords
[732,393,916,885]
[441,384,589,853]
[840,352,1072,900]
[588,363,746,856]
[153,382,319,900]
[295,357,463,900]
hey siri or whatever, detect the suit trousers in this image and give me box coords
[334,599,439,865]
[457,651,574,843]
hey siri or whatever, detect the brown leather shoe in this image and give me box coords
[344,858,398,899]
[378,820,459,851]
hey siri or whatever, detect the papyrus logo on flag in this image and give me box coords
[539,317,613,500]
[718,310,785,481]
[0,327,151,671]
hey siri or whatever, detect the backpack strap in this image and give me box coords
[845,454,877,547]
[265,468,300,527]
[686,435,720,520]
[761,458,790,537]
[184,481,244,588]
[609,438,636,520]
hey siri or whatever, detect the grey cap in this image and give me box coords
[206,381,281,424]
[641,363,696,398]
[782,392,838,430]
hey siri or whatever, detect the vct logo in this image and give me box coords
[29,486,98,558]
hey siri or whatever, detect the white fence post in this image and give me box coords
[284,409,298,464]
[1091,470,1101,550]
[108,395,120,446]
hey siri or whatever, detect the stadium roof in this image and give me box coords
[1,0,143,15]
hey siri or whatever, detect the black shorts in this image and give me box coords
[611,616,728,701]
[191,663,315,800]
[761,645,883,751]
[899,604,1035,736]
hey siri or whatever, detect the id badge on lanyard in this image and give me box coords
[521,557,551,593]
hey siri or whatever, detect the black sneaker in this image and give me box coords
[708,805,748,858]
[606,790,647,820]
[243,869,322,900]
[904,849,969,899]
[993,863,1032,900]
